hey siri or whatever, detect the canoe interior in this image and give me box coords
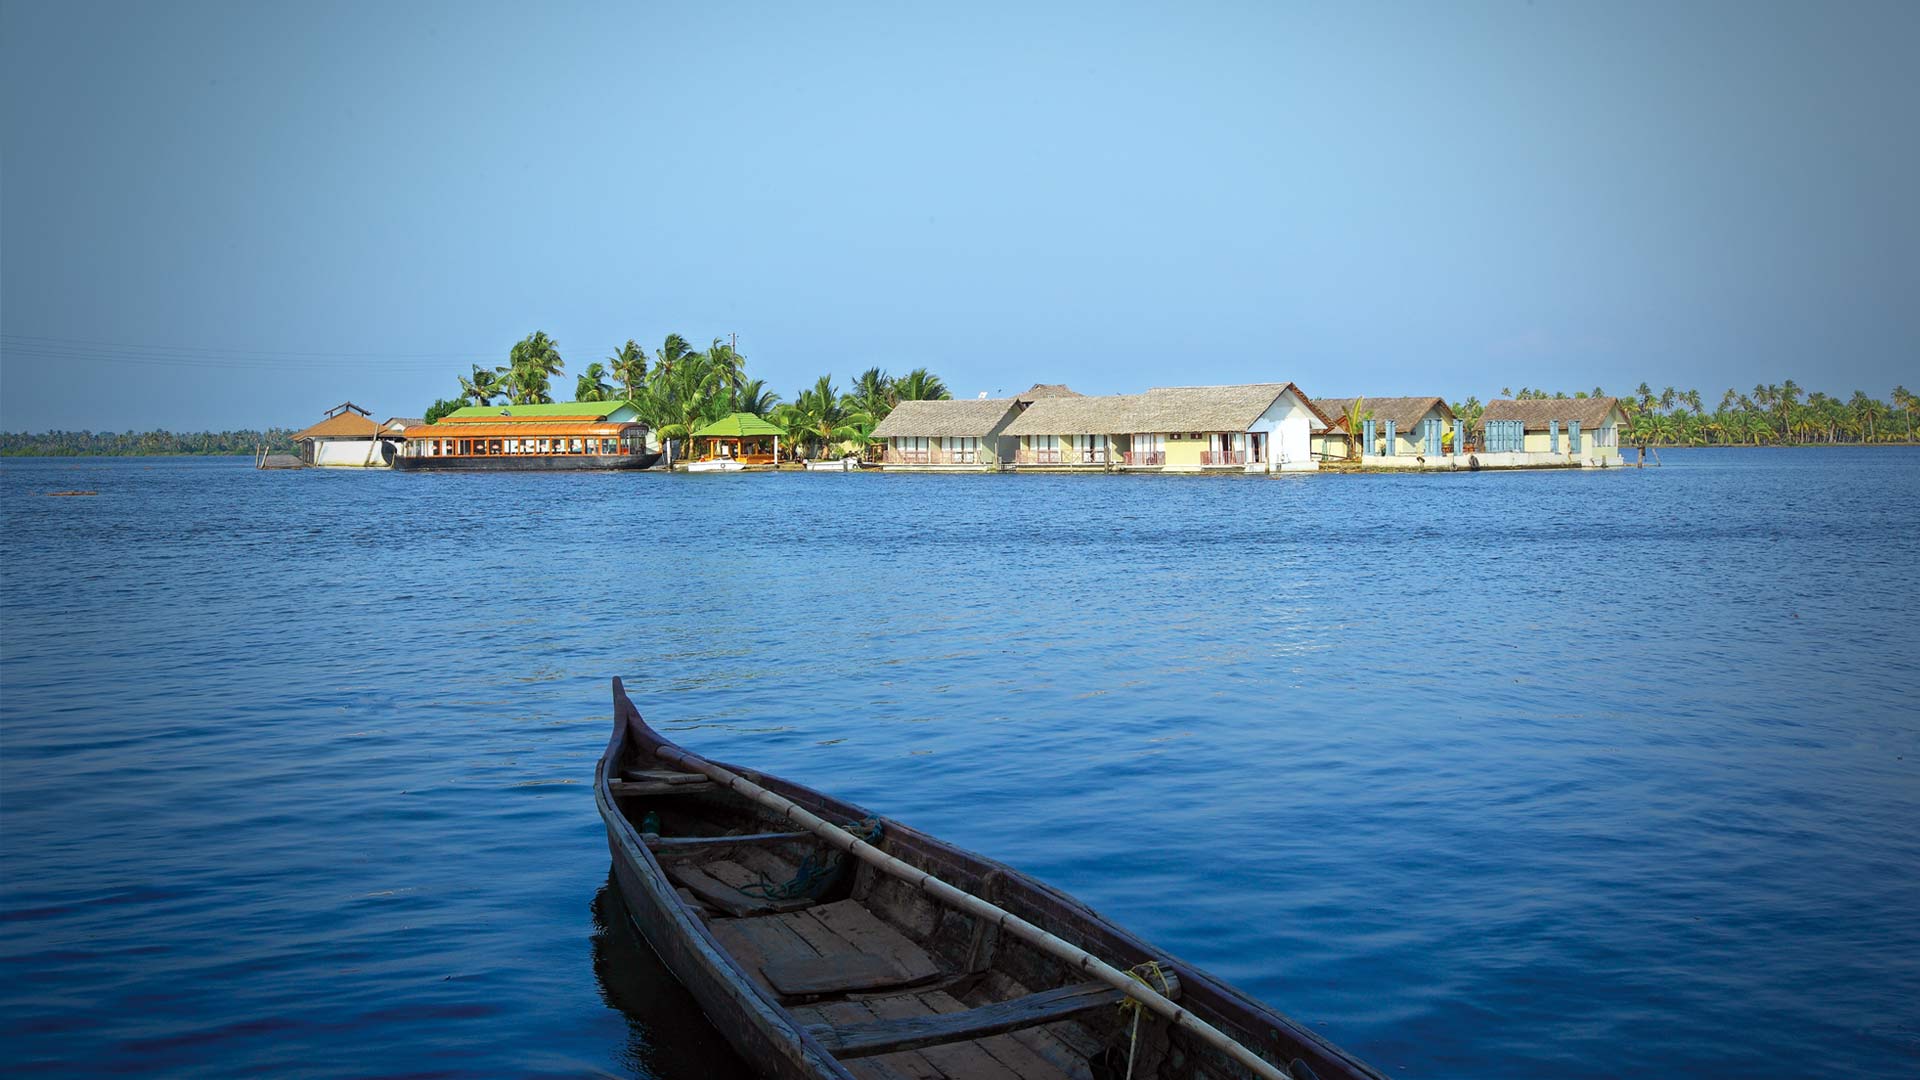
[603,712,1381,1080]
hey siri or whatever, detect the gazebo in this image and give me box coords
[691,413,786,465]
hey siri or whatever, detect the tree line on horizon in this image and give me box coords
[1429,382,1915,447]
[0,428,297,456]
[428,330,954,457]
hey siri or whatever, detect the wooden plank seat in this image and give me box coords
[622,768,709,785]
[610,778,717,798]
[804,969,1181,1059]
[665,859,817,918]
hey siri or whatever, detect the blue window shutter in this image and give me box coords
[1454,418,1464,454]
[1384,420,1396,455]
[1570,420,1581,453]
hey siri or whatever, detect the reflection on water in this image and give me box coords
[590,875,752,1080]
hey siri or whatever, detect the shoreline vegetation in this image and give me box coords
[4,340,1912,457]
[1448,382,1916,450]
[421,330,956,461]
[1,429,297,456]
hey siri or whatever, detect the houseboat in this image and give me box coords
[396,401,660,471]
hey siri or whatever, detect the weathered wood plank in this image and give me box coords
[610,778,716,798]
[803,975,1175,1061]
[802,1001,944,1080]
[621,767,710,784]
[764,952,929,998]
[918,990,1079,1080]
[646,830,812,851]
[701,860,818,914]
[962,975,1096,1080]
[860,993,1025,1080]
[806,900,943,983]
[664,862,812,918]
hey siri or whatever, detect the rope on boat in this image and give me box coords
[740,817,882,900]
[638,738,1301,1080]
[1118,961,1172,1080]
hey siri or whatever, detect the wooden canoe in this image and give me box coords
[595,678,1387,1080]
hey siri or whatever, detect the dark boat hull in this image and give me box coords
[394,452,661,471]
[596,678,1386,1080]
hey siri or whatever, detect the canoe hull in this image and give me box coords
[597,677,1386,1080]
[394,452,661,472]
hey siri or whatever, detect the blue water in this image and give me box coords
[3,450,1917,1079]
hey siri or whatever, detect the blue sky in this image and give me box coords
[2,0,1915,431]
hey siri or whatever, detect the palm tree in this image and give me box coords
[652,334,698,381]
[784,375,845,458]
[1775,380,1801,439]
[500,331,564,405]
[1895,385,1915,442]
[635,350,727,464]
[608,341,648,403]
[1848,391,1880,444]
[736,378,781,417]
[1341,397,1372,460]
[892,368,950,402]
[576,362,612,402]
[457,364,502,407]
[705,338,747,405]
[846,367,894,421]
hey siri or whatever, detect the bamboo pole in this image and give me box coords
[644,740,1294,1080]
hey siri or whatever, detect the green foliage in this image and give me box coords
[499,331,564,405]
[892,368,951,402]
[424,397,465,423]
[0,429,297,456]
[576,362,612,402]
[1619,383,1911,447]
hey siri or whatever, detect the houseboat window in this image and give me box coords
[488,439,503,455]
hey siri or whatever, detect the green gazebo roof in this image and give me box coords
[692,413,786,438]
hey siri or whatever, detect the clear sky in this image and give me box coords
[2,0,1915,431]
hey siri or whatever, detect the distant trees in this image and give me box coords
[0,429,298,456]
[1449,382,1916,449]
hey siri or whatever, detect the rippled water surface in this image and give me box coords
[3,450,1918,1078]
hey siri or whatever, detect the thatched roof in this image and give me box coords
[1005,383,1324,436]
[1481,397,1624,431]
[1311,397,1454,433]
[871,398,1020,439]
[1013,383,1082,402]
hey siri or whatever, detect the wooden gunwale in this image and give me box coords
[598,677,1387,1080]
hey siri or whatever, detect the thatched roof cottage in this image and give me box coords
[1310,396,1457,460]
[870,398,1024,469]
[1479,397,1628,457]
[1003,383,1329,472]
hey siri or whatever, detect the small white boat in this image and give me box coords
[803,456,864,471]
[684,459,746,473]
